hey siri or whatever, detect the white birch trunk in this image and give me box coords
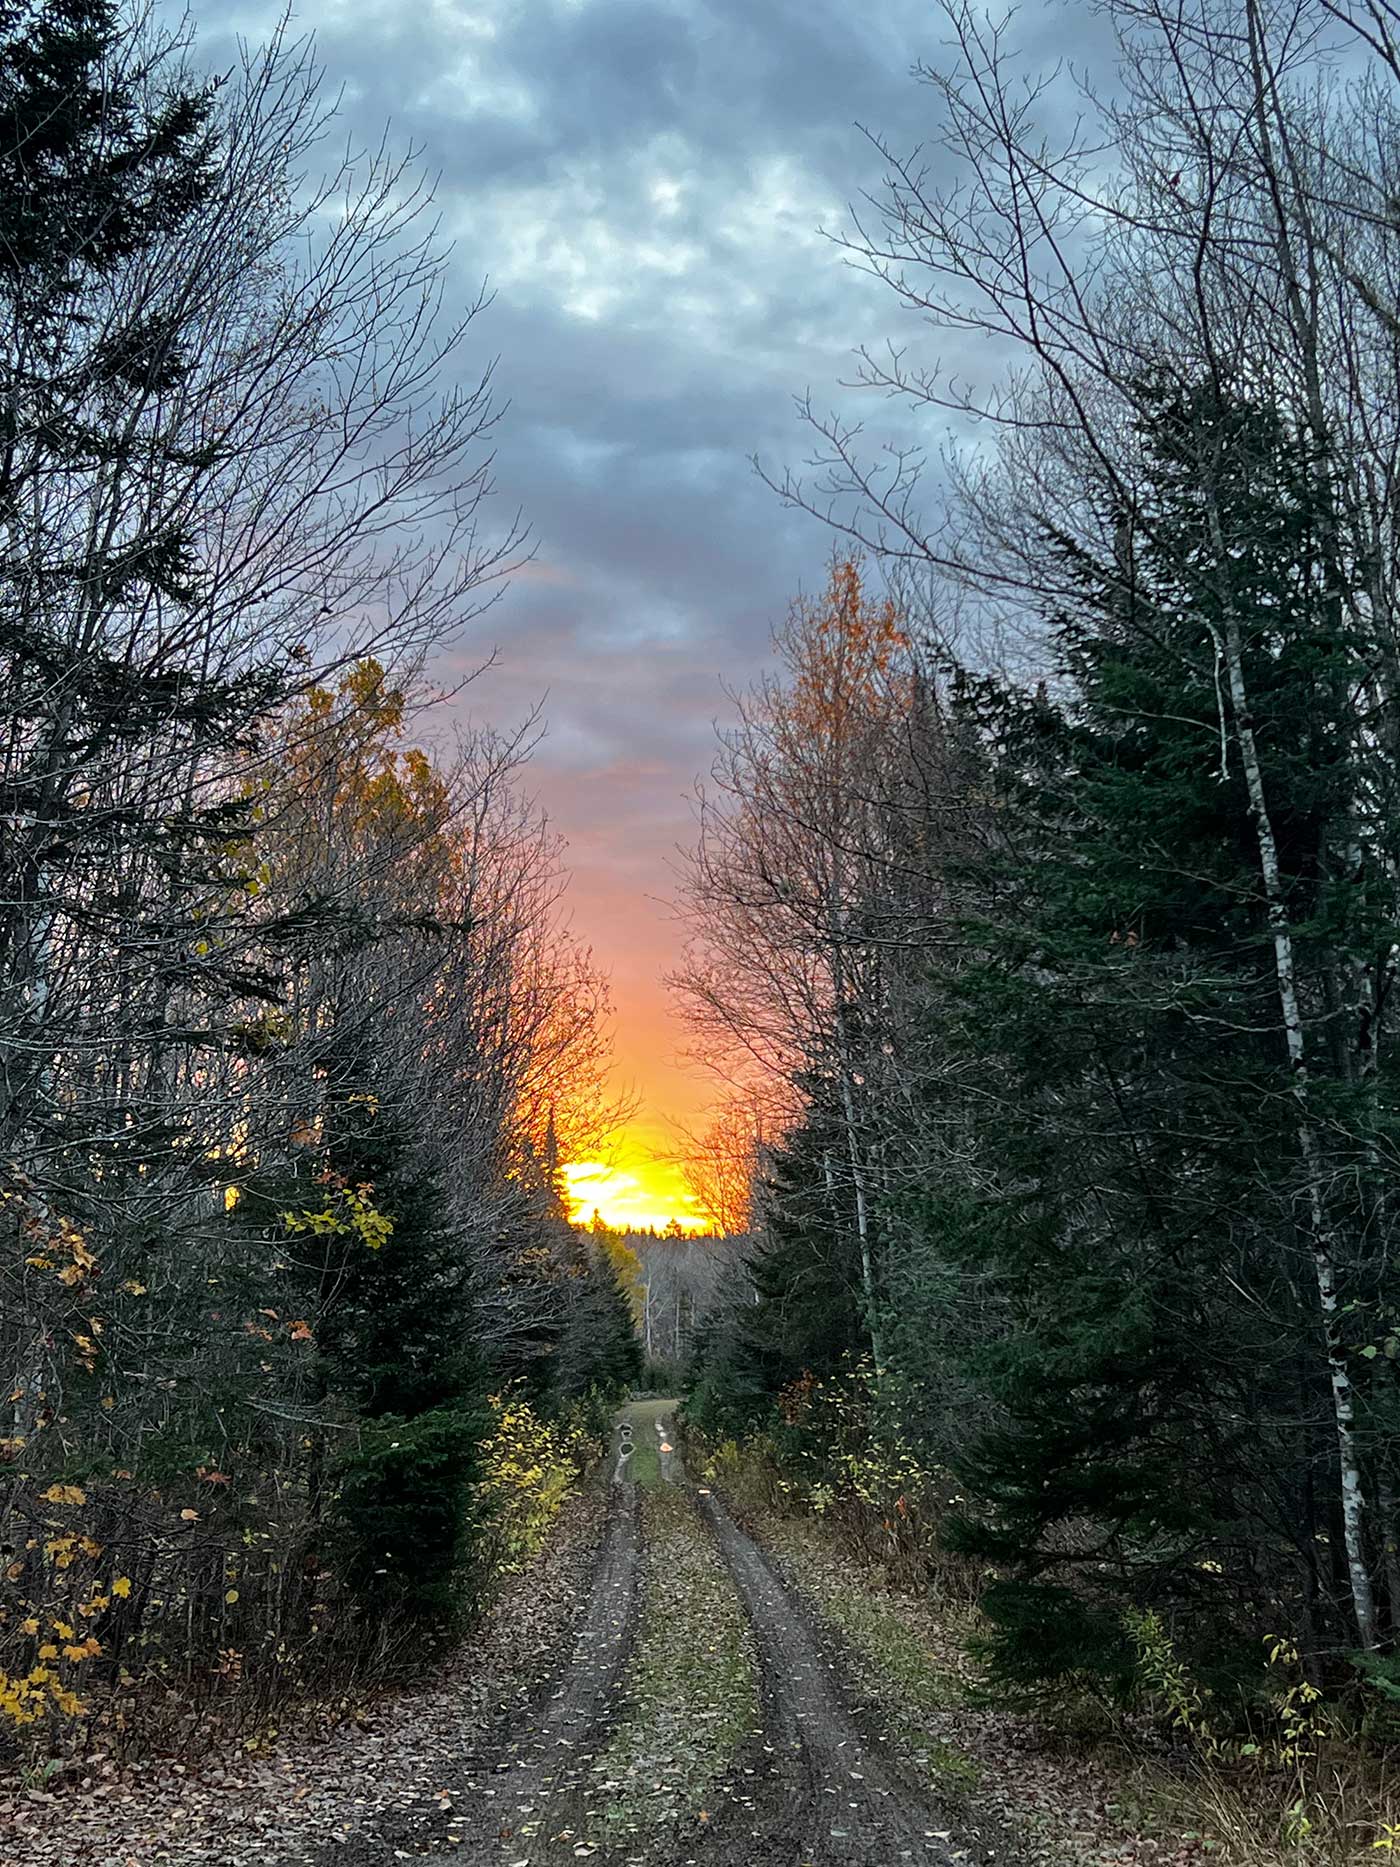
[1219,607,1379,1650]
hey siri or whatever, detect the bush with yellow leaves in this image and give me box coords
[0,1480,134,1737]
[472,1389,589,1581]
[769,1358,942,1585]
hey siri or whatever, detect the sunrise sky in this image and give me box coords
[184,0,1092,1230]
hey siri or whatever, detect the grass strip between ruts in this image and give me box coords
[592,1484,758,1842]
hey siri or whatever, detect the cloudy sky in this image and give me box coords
[190,0,1079,1223]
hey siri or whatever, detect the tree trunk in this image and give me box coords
[1218,602,1379,1650]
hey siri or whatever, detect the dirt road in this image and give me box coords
[694,1485,965,1866]
[10,1406,991,1867]
[288,1401,980,1866]
[374,1403,967,1865]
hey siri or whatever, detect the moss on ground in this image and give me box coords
[593,1485,758,1841]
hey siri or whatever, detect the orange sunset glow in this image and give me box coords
[562,1141,712,1235]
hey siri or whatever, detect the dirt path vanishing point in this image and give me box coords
[290,1401,983,1866]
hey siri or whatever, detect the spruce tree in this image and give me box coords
[685,1098,864,1439]
[229,1068,488,1625]
[929,381,1395,1692]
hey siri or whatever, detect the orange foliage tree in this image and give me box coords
[673,554,929,1366]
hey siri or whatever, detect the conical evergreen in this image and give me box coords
[928,381,1395,1692]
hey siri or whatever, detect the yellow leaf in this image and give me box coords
[111,1577,131,1599]
[37,1644,57,1661]
[224,1186,241,1211]
[122,1281,147,1297]
[225,1589,239,1605]
[52,1621,74,1641]
[41,1483,86,1506]
[20,1618,38,1636]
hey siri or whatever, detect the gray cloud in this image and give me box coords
[184,0,1084,1142]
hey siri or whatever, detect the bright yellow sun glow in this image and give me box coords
[562,1141,710,1235]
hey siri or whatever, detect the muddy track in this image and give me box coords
[289,1407,991,1867]
[680,1482,967,1867]
[298,1468,641,1864]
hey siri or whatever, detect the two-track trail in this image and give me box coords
[329,1402,973,1866]
[282,1400,987,1866]
[13,1404,986,1866]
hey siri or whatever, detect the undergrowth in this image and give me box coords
[698,1430,1400,1867]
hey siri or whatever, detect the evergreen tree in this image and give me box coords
[928,382,1395,1691]
[551,1245,643,1405]
[227,1065,489,1625]
[685,1096,865,1438]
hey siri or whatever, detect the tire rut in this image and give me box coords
[288,1412,1000,1867]
[689,1484,972,1867]
[297,1457,641,1864]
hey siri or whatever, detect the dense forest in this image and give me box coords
[676,0,1400,1724]
[19,0,1400,1850]
[0,0,640,1747]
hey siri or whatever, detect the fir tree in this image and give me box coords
[685,1097,865,1439]
[931,381,1396,1690]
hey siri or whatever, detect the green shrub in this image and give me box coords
[335,1403,487,1623]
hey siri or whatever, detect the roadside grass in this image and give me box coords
[593,1484,758,1843]
[753,1510,983,1802]
[718,1473,1398,1867]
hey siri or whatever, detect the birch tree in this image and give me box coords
[758,0,1400,1659]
